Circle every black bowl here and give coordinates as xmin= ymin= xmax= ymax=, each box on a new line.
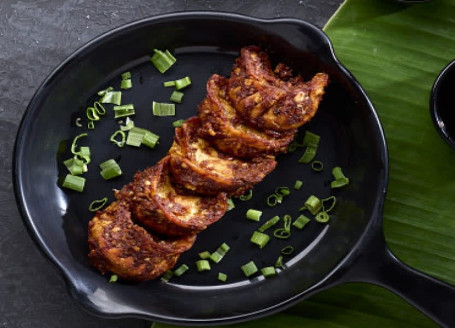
xmin=430 ymin=59 xmax=455 ymax=149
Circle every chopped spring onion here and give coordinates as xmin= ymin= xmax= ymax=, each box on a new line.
xmin=100 ymin=90 xmax=122 ymax=105
xmin=298 ymin=144 xmax=318 ymax=163
xmin=164 ymin=80 xmax=176 ymax=87
xmin=113 ymin=104 xmax=135 ymax=118
xmin=275 ymin=186 xmax=291 ymax=196
xmin=258 ymin=216 xmax=280 ymax=232
xmin=94 ymin=101 xmax=106 ymax=115
xmin=160 ymin=270 xmax=173 ymax=282
xmin=76 ymin=146 xmax=91 ymax=164
xmin=250 ymin=231 xmax=270 ymax=249
xmin=75 ymin=117 xmax=83 ymax=127
xmin=198 ymin=251 xmax=211 ymax=260
xmin=170 ymin=90 xmax=184 ymax=103
xmin=86 ymin=107 xmax=100 ymax=121
xmin=172 ymin=119 xmax=185 ymax=128
xmin=109 ymin=274 xmax=118 ymax=283
xmin=227 ymin=198 xmax=235 ymax=211
xmin=209 ymin=242 xmax=230 ymax=263
xmin=152 ymin=101 xmax=175 ymax=116
xmin=315 ymin=211 xmax=330 ymax=223
xmin=175 ymin=76 xmax=192 ymax=90
xmin=110 ymin=130 xmax=126 ymax=148
xmin=121 ymin=79 xmax=132 ymax=89
xmin=241 ymin=261 xmax=258 ymax=277
xmin=126 ymin=127 xmax=144 ymax=147
xmin=120 ymin=117 xmax=135 ymax=131
xmin=266 ymin=194 xmax=281 ymax=207
xmin=63 ymin=157 xmax=87 ymax=175
xmin=322 ymin=196 xmax=337 ymax=213
xmin=99 ymin=159 xmax=122 ymax=180
xmin=287 ymin=141 xmax=298 ymax=153
xmin=173 ymin=264 xmax=189 ymax=277
xmin=97 ymin=86 xmax=114 ymax=96
xmin=88 ymin=120 xmax=95 ymax=130
xmin=62 ymin=174 xmax=86 ymax=192
xmin=126 ymin=127 xmax=159 ymax=148
xmin=246 ymin=209 xmax=262 ymax=221
xmin=239 ymin=189 xmax=253 ymax=201
xmin=275 ymin=255 xmax=284 ymax=269
xmin=304 ymin=195 xmax=322 ymax=215
xmin=71 ymin=133 xmax=88 ymax=155
xmin=196 ymin=260 xmax=211 ymax=272
xmin=150 ymin=49 xmax=176 ymax=73
xmin=302 ymin=131 xmax=320 ymax=147
xmin=121 ymin=72 xmax=131 ymax=80
xmin=261 ymin=266 xmax=277 ymax=278
xmin=88 ymin=197 xmax=108 ymax=212
xmin=120 ymin=72 xmax=132 ymax=90
xmin=294 ymin=180 xmax=303 ymax=190
xmin=292 ymin=214 xmax=311 ymax=230
xmin=281 ymin=246 xmax=295 ymax=255
xmin=273 ymin=215 xmax=292 ymax=239
xmin=311 ymin=160 xmax=324 ymax=172
xmin=218 ymin=272 xmax=228 ymax=282
xmin=331 ymin=166 xmax=350 ymax=188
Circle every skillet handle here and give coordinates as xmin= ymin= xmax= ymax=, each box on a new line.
xmin=339 ymin=228 xmax=455 ymax=328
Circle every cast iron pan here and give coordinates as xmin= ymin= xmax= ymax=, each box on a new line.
xmin=13 ymin=12 xmax=455 ymax=327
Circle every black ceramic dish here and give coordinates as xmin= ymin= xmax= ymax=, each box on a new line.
xmin=430 ymin=59 xmax=455 ymax=149
xmin=14 ymin=12 xmax=455 ymax=327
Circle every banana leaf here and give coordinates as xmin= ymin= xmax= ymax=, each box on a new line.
xmin=154 ymin=1 xmax=455 ymax=327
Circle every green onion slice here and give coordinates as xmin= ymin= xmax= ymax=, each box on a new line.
xmin=331 ymin=166 xmax=350 ymax=188
xmin=294 ymin=180 xmax=303 ymax=190
xmin=97 ymin=86 xmax=114 ymax=96
xmin=273 ymin=228 xmax=291 ymax=239
xmin=311 ymin=160 xmax=324 ymax=172
xmin=126 ymin=127 xmax=145 ymax=147
xmin=315 ymin=211 xmax=330 ymax=223
xmin=198 ymin=251 xmax=211 ymax=260
xmin=94 ymin=101 xmax=106 ymax=115
xmin=100 ymin=90 xmax=122 ymax=105
xmin=63 ymin=157 xmax=87 ymax=175
xmin=239 ymin=189 xmax=253 ymax=201
xmin=152 ymin=101 xmax=175 ymax=116
xmin=110 ymin=130 xmax=126 ymax=148
xmin=173 ymin=264 xmax=189 ymax=277
xmin=287 ymin=141 xmax=298 ymax=153
xmin=99 ymin=159 xmax=122 ymax=180
xmin=62 ymin=174 xmax=86 ymax=192
xmin=88 ymin=197 xmax=108 ymax=212
xmin=304 ymin=195 xmax=322 ymax=215
xmin=258 ymin=216 xmax=280 ymax=232
xmin=150 ymin=49 xmax=176 ymax=73
xmin=281 ymin=246 xmax=295 ymax=255
xmin=275 ymin=186 xmax=291 ymax=196
xmin=87 ymin=120 xmax=95 ymax=130
xmin=175 ymin=76 xmax=192 ymax=90
xmin=109 ymin=274 xmax=118 ymax=283
xmin=170 ymin=90 xmax=184 ymax=103
xmin=121 ymin=72 xmax=131 ymax=80
xmin=298 ymin=144 xmax=317 ymax=164
xmin=209 ymin=242 xmax=230 ymax=263
xmin=241 ymin=261 xmax=258 ymax=277
xmin=246 ymin=209 xmax=262 ymax=221
xmin=120 ymin=79 xmax=132 ymax=90
xmin=172 ymin=119 xmax=185 ymax=128
xmin=227 ymin=198 xmax=235 ymax=211
xmin=302 ymin=131 xmax=320 ymax=147
xmin=292 ymin=214 xmax=311 ymax=230
xmin=275 ymin=255 xmax=284 ymax=269
xmin=266 ymin=194 xmax=281 ymax=207
xmin=113 ymin=104 xmax=135 ymax=118
xmin=196 ymin=260 xmax=211 ymax=272
xmin=71 ymin=133 xmax=88 ymax=155
xmin=164 ymin=80 xmax=176 ymax=87
xmin=75 ymin=117 xmax=83 ymax=127
xmin=218 ymin=272 xmax=228 ymax=282
xmin=160 ymin=270 xmax=173 ymax=282
xmin=250 ymin=231 xmax=270 ymax=249
xmin=283 ymin=214 xmax=292 ymax=232
xmin=261 ymin=266 xmax=277 ymax=278
xmin=120 ymin=117 xmax=135 ymax=131
xmin=322 ymin=196 xmax=337 ymax=213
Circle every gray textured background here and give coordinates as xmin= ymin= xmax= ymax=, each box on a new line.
xmin=0 ymin=1 xmax=342 ymax=327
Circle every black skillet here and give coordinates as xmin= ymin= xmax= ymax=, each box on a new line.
xmin=13 ymin=12 xmax=455 ymax=327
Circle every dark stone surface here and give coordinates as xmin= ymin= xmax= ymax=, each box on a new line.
xmin=1 ymin=1 xmax=342 ymax=326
